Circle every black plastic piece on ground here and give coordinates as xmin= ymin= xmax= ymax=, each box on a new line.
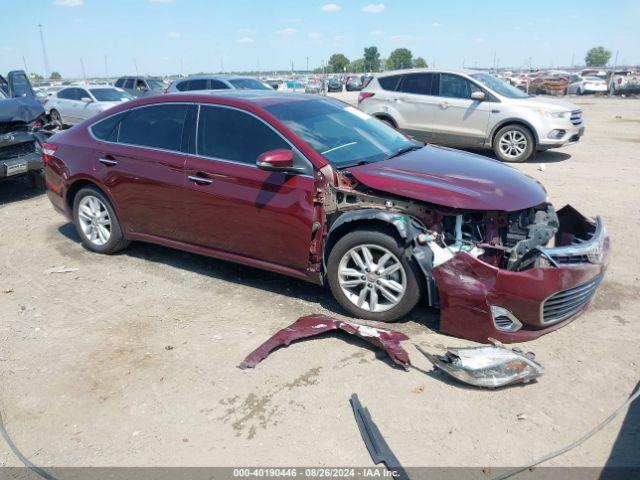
xmin=349 ymin=393 xmax=409 ymax=480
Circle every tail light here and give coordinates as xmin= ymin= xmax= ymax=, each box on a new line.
xmin=358 ymin=91 xmax=375 ymax=104
xmin=163 ymin=81 xmax=173 ymax=94
xmin=42 ymin=142 xmax=58 ymax=165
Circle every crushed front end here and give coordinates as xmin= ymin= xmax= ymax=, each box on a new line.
xmin=429 ymin=204 xmax=610 ymax=343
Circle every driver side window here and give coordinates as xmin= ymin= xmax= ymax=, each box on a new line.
xmin=439 ymin=73 xmax=481 ymax=99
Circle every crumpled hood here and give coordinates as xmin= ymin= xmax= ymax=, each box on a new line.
xmin=0 ymin=97 xmax=45 ymax=123
xmin=348 ymin=145 xmax=547 ymax=211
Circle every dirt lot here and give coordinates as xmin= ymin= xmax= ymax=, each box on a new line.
xmin=1 ymin=94 xmax=639 ymax=471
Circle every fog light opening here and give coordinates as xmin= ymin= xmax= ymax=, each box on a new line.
xmin=548 ymin=129 xmax=566 ymax=139
xmin=491 ymin=306 xmax=523 ymax=332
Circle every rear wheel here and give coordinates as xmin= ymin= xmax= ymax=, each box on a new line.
xmin=72 ymin=186 xmax=129 ymax=254
xmin=327 ymin=229 xmax=421 ymax=322
xmin=377 ymin=116 xmax=396 ymax=129
xmin=493 ymin=124 xmax=535 ymax=163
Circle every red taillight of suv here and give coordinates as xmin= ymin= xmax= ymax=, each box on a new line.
xmin=358 ymin=91 xmax=375 ymax=104
xmin=42 ymin=143 xmax=58 ymax=165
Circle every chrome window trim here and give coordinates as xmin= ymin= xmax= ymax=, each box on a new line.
xmin=86 ymin=100 xmax=315 ymax=177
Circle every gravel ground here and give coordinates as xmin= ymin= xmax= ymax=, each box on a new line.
xmin=1 ymin=94 xmax=639 ymax=471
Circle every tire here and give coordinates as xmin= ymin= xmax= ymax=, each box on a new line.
xmin=493 ymin=124 xmax=535 ymax=163
xmin=72 ymin=186 xmax=130 ymax=254
xmin=377 ymin=116 xmax=396 ymax=129
xmin=50 ymin=109 xmax=63 ymax=129
xmin=326 ymin=229 xmax=422 ymax=322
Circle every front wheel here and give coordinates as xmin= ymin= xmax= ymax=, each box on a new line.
xmin=493 ymin=125 xmax=535 ymax=163
xmin=49 ymin=109 xmax=63 ymax=129
xmin=72 ymin=186 xmax=130 ymax=254
xmin=327 ymin=229 xmax=422 ymax=322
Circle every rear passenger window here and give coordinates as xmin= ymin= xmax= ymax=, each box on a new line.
xmin=90 ymin=112 xmax=126 ymax=142
xmin=188 ymin=79 xmax=207 ymax=90
xmin=209 ymin=80 xmax=229 ymax=90
xmin=118 ymin=104 xmax=190 ymax=151
xmin=399 ymin=73 xmax=436 ymax=95
xmin=175 ymin=81 xmax=188 ymax=92
xmin=197 ymin=105 xmax=288 ymax=164
xmin=124 ymin=79 xmax=134 ymax=89
xmin=378 ymin=75 xmax=402 ymax=91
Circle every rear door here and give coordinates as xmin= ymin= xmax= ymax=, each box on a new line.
xmin=90 ymin=103 xmax=194 ymax=240
xmin=54 ymin=88 xmax=81 ymax=124
xmin=393 ymin=72 xmax=439 ymax=141
xmin=183 ymin=104 xmax=316 ymax=270
xmin=432 ymin=73 xmax=493 ymax=146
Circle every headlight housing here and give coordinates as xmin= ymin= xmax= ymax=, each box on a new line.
xmin=533 ymin=108 xmax=570 ymax=119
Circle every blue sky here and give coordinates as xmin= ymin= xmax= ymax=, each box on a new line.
xmin=1 ymin=0 xmax=639 ymax=78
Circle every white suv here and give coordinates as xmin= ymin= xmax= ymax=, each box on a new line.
xmin=358 ymin=69 xmax=585 ymax=162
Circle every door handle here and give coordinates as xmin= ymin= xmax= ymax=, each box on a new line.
xmin=98 ymin=157 xmax=118 ymax=166
xmin=439 ymin=102 xmax=449 ymax=109
xmin=188 ymin=175 xmax=213 ymax=185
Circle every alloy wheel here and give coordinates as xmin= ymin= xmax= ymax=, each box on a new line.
xmin=338 ymin=244 xmax=407 ymax=313
xmin=78 ymin=195 xmax=111 ymax=246
xmin=498 ymin=130 xmax=528 ymax=159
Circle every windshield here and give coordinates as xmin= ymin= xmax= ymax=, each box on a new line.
xmin=471 ymin=72 xmax=530 ymax=98
xmin=264 ymin=98 xmax=415 ymax=169
xmin=229 ymin=78 xmax=271 ymax=90
xmin=145 ymin=79 xmax=166 ymax=90
xmin=90 ymin=88 xmax=132 ymax=102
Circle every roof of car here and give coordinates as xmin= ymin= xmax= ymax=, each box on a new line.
xmin=175 ymin=74 xmax=259 ymax=82
xmin=376 ymin=67 xmax=479 ymax=77
xmin=163 ymin=89 xmax=334 ymax=108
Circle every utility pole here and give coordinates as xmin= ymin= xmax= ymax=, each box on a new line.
xmin=134 ymin=59 xmax=139 ymax=76
xmin=22 ymin=56 xmax=29 ymax=77
xmin=570 ymin=52 xmax=575 ymax=68
xmin=613 ymin=50 xmax=619 ymax=68
xmin=104 ymin=55 xmax=109 ymax=78
xmin=37 ymin=24 xmax=50 ymax=79
xmin=80 ymin=58 xmax=87 ymax=83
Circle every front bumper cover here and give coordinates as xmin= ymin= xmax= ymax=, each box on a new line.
xmin=431 ymin=207 xmax=610 ymax=343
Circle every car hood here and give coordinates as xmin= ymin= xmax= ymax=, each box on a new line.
xmin=0 ymin=97 xmax=45 ymax=123
xmin=347 ymin=145 xmax=547 ymax=211
xmin=510 ymin=96 xmax=579 ymax=111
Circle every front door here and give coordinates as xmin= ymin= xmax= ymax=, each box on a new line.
xmin=431 ymin=73 xmax=493 ymax=147
xmin=183 ymin=104 xmax=316 ymax=270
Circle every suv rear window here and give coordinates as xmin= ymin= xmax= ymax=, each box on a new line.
xmin=378 ymin=75 xmax=402 ymax=91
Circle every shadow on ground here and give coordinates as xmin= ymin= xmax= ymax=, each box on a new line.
xmin=465 ymin=148 xmax=572 ymax=164
xmin=57 ymin=223 xmax=439 ymax=331
xmin=0 ymin=178 xmax=44 ymax=205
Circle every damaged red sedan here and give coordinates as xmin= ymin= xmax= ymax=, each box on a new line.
xmin=43 ymin=92 xmax=610 ymax=343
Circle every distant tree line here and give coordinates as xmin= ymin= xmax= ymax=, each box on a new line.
xmin=321 ymin=46 xmax=428 ymax=74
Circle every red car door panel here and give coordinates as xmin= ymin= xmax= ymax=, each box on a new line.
xmin=184 ymin=156 xmax=315 ymax=270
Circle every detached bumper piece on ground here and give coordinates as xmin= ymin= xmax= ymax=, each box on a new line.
xmin=416 ymin=340 xmax=544 ymax=388
xmin=239 ymin=314 xmax=411 ymax=370
xmin=350 ymin=394 xmax=409 ymax=480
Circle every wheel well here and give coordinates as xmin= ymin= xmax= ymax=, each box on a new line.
xmin=491 ymin=121 xmax=538 ymax=147
xmin=66 ymin=180 xmax=100 ymax=210
xmin=373 ymin=114 xmax=397 ymax=128
xmin=324 ymin=218 xmax=403 ymax=261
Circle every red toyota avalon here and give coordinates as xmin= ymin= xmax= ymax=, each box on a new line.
xmin=43 ymin=91 xmax=610 ymax=343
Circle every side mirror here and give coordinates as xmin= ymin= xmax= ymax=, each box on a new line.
xmin=471 ymin=91 xmax=486 ymax=101
xmin=256 ymin=149 xmax=303 ymax=173
xmin=81 ymin=97 xmax=93 ymax=103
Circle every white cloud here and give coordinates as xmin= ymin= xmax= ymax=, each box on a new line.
xmin=369 ymin=30 xmax=385 ymax=36
xmin=431 ymin=22 xmax=442 ymax=28
xmin=237 ymin=37 xmax=254 ymax=44
xmin=321 ymin=3 xmax=341 ymax=13
xmin=475 ymin=37 xmax=485 ymax=43
xmin=237 ymin=28 xmax=255 ymax=34
xmin=276 ymin=27 xmax=297 ymax=35
xmin=362 ymin=3 xmax=385 ymax=13
xmin=308 ymin=32 xmax=322 ymax=38
xmin=53 ymin=0 xmax=84 ymax=6
xmin=167 ymin=31 xmax=181 ymax=38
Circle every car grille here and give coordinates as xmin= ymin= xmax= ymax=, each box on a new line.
xmin=0 ymin=141 xmax=36 ymax=161
xmin=542 ymin=274 xmax=603 ymax=324
xmin=570 ymin=110 xmax=583 ymax=126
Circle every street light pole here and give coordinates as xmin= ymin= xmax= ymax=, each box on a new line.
xmin=37 ymin=24 xmax=50 ymax=79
